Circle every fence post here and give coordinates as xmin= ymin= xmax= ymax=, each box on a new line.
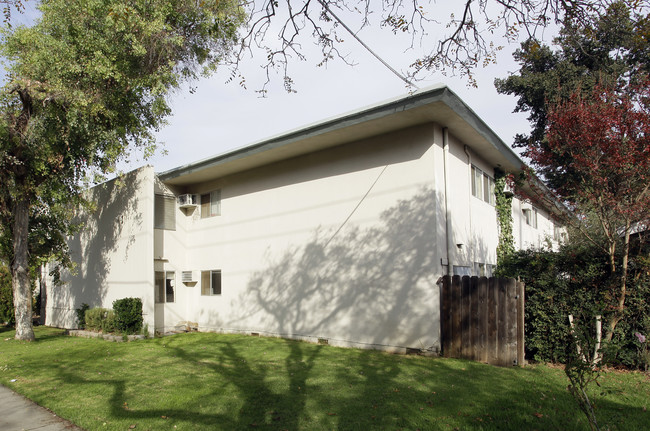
xmin=451 ymin=275 xmax=462 ymax=358
xmin=441 ymin=275 xmax=452 ymax=357
xmin=516 ymin=280 xmax=525 ymax=367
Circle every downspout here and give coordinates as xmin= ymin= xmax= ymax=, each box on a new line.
xmin=442 ymin=127 xmax=453 ymax=276
xmin=463 ymin=145 xmax=474 ymax=273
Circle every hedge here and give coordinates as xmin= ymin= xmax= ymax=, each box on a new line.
xmin=496 ymin=243 xmax=650 ymax=368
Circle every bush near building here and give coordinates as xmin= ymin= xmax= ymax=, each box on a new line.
xmin=497 ymin=243 xmax=650 ymax=369
xmin=112 ymin=297 xmax=143 ymax=334
xmin=0 ymin=264 xmax=13 ymax=325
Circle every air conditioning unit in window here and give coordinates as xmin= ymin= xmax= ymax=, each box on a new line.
xmin=177 ymin=194 xmax=198 ymax=209
xmin=182 ymin=271 xmax=199 ymax=283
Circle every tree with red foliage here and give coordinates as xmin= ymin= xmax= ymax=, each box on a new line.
xmin=525 ymin=81 xmax=650 ymax=342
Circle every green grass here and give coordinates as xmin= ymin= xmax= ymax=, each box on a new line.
xmin=0 ymin=326 xmax=648 ymax=431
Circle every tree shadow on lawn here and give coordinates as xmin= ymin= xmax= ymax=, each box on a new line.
xmin=162 ymin=335 xmax=325 ymax=430
xmin=13 ymin=331 xmax=648 ymax=431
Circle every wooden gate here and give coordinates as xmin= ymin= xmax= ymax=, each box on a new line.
xmin=440 ymin=275 xmax=525 ymax=367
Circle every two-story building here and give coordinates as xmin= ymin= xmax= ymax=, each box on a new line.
xmin=45 ymin=84 xmax=560 ymax=354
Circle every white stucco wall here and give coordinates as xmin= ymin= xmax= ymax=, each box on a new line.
xmin=150 ymin=122 xmax=559 ymax=352
xmin=169 ymin=124 xmax=443 ymax=352
xmin=45 ymin=166 xmax=155 ymax=331
xmin=43 ymin=115 xmax=560 ymax=353
xmin=513 ymin=199 xmax=558 ymax=250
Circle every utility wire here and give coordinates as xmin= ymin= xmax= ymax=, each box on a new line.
xmin=316 ymin=0 xmax=418 ymax=89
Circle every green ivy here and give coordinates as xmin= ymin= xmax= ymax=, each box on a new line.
xmin=494 ymin=169 xmax=515 ymax=268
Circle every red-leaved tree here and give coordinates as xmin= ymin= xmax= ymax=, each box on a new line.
xmin=525 ymin=81 xmax=650 ymax=342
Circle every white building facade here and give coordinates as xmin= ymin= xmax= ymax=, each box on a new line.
xmin=45 ymin=85 xmax=560 ymax=354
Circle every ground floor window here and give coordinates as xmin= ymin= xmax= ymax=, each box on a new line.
xmin=201 ymin=270 xmax=221 ymax=296
xmin=474 ymin=262 xmax=494 ymax=277
xmin=155 ymin=271 xmax=175 ymax=303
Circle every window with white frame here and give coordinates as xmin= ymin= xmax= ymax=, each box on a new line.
xmin=453 ymin=265 xmax=472 ymax=276
xmin=523 ymin=207 xmax=538 ymax=228
xmin=155 ymin=271 xmax=175 ymax=303
xmin=471 ymin=166 xmax=495 ymax=205
xmin=474 ymin=262 xmax=494 ymax=277
xmin=200 ymin=190 xmax=221 ymax=219
xmin=201 ymin=270 xmax=222 ymax=296
xmin=154 ymin=194 xmax=176 ymax=230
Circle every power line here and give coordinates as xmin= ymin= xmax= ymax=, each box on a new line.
xmin=316 ymin=0 xmax=418 ymax=89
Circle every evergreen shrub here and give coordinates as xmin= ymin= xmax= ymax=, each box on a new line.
xmin=75 ymin=303 xmax=89 ymax=329
xmin=0 ymin=265 xmax=14 ymax=325
xmin=497 ymin=243 xmax=650 ymax=368
xmin=112 ymin=297 xmax=143 ymax=334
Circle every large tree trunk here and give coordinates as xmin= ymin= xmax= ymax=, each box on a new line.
xmin=12 ymin=194 xmax=35 ymax=341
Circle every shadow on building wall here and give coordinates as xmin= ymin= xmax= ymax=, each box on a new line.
xmin=49 ymin=171 xmax=144 ymax=325
xmin=229 ymin=187 xmax=446 ymax=351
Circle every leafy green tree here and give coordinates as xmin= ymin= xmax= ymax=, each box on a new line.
xmin=495 ymin=1 xmax=650 ymax=340
xmin=0 ymin=0 xmax=242 ymax=340
xmin=495 ymin=1 xmax=650 ymax=149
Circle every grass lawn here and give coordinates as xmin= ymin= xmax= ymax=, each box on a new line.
xmin=0 ymin=326 xmax=648 ymax=430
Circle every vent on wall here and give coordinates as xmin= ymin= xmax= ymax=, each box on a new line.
xmin=182 ymin=271 xmax=199 ymax=283
xmin=178 ymin=194 xmax=199 ymax=208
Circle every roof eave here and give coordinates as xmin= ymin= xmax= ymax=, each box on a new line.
xmin=158 ymin=85 xmax=526 ymax=187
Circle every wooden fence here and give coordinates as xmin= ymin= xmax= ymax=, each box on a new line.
xmin=440 ymin=275 xmax=525 ymax=367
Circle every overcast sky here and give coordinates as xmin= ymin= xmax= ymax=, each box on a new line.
xmin=7 ymin=2 xmax=561 ymax=176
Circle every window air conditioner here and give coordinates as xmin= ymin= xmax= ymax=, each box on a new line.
xmin=182 ymin=271 xmax=199 ymax=283
xmin=177 ymin=194 xmax=198 ymax=208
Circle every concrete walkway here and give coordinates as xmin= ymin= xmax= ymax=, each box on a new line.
xmin=0 ymin=385 xmax=84 ymax=431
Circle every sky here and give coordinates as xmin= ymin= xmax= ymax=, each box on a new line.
xmin=6 ymin=2 xmax=561 ymax=176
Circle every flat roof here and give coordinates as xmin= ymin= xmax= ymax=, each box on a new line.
xmin=158 ymin=84 xmax=525 ymax=187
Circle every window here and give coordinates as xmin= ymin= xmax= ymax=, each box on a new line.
xmin=201 ymin=190 xmax=221 ymax=218
xmin=474 ymin=263 xmax=494 ymax=277
xmin=523 ymin=207 xmax=538 ymax=228
xmin=471 ymin=166 xmax=495 ymax=205
xmin=155 ymin=271 xmax=175 ymax=303
xmin=154 ymin=194 xmax=176 ymax=230
xmin=554 ymin=224 xmax=564 ymax=241
xmin=201 ymin=270 xmax=221 ymax=295
xmin=471 ymin=166 xmax=481 ymax=198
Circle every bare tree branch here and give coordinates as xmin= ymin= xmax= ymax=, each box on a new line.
xmin=228 ymin=1 xmax=649 ymax=91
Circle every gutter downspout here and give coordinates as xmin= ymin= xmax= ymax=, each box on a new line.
xmin=464 ymin=145 xmax=473 ymax=273
xmin=443 ymin=127 xmax=453 ymax=276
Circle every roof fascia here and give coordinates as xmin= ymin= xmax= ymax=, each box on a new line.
xmin=157 ymin=85 xmax=526 ymax=185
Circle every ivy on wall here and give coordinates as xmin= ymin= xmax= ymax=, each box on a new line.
xmin=495 ymin=169 xmax=515 ymax=267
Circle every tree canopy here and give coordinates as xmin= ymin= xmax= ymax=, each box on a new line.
xmin=232 ymin=0 xmax=643 ymax=90
xmin=496 ymin=1 xmax=650 ymax=344
xmin=0 ymin=0 xmax=243 ymax=339
xmin=495 ymin=1 xmax=650 ymax=148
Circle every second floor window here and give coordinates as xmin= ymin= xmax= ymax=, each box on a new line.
xmin=471 ymin=166 xmax=495 ymax=205
xmin=523 ymin=207 xmax=538 ymax=228
xmin=201 ymin=190 xmax=221 ymax=218
xmin=154 ymin=194 xmax=176 ymax=230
